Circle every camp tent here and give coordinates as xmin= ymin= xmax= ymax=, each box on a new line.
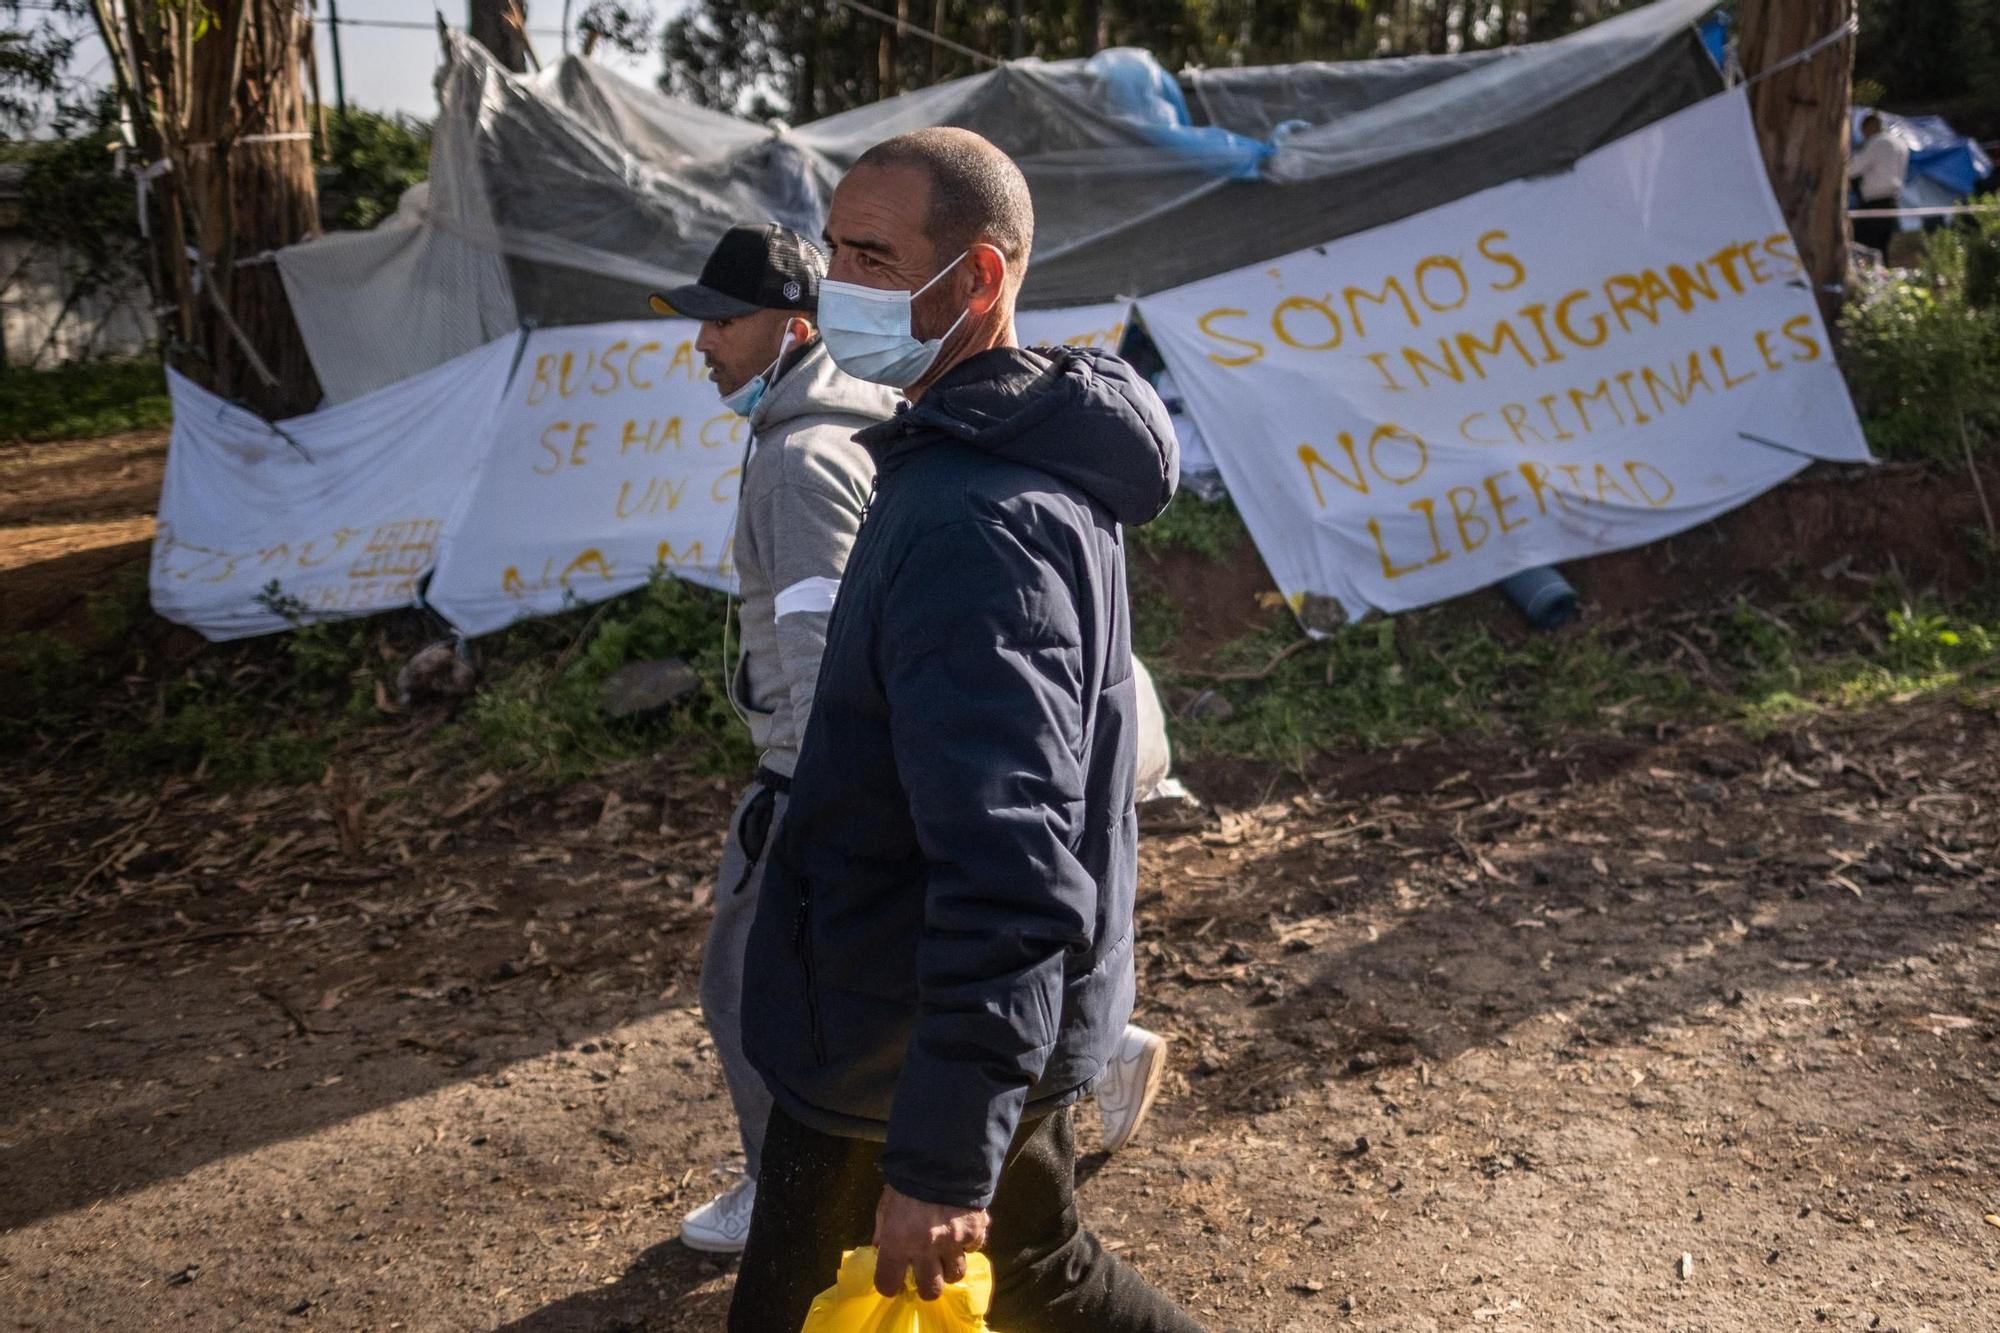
xmin=276 ymin=0 xmax=1724 ymax=403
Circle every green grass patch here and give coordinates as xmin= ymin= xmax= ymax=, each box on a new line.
xmin=8 ymin=568 xmax=751 ymax=789
xmin=104 ymin=680 xmax=336 ymax=787
xmin=1160 ymin=590 xmax=2000 ymax=768
xmin=0 ymin=359 xmax=171 ymax=445
xmin=0 ymin=565 xmax=152 ymax=746
xmin=461 ymin=574 xmax=751 ymax=782
xmin=1129 ymin=492 xmax=1250 ymax=561
xmin=11 ymin=551 xmax=1998 ymax=798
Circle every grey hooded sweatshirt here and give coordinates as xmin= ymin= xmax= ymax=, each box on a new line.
xmin=729 ymin=337 xmax=900 ymax=777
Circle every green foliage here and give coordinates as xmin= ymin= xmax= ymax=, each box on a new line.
xmin=0 ymin=629 xmax=86 ymax=744
xmin=6 ymin=572 xmax=371 ymax=785
xmin=9 ymin=560 xmax=751 ymax=790
xmin=0 ymin=90 xmax=146 ymax=371
xmin=0 ymin=1 xmax=85 ymax=132
xmin=1130 ymin=573 xmax=1182 ymax=663
xmin=317 ymin=109 xmax=431 ymax=231
xmin=0 ymin=565 xmax=147 ymax=745
xmin=1130 ymin=493 xmax=1250 ymax=562
xmin=105 ymin=676 xmax=334 ymax=787
xmin=1171 ymin=607 xmax=1689 ymax=766
xmin=1857 ymin=0 xmax=2000 ymax=111
xmin=577 ymin=2 xmax=656 ymax=57
xmin=1839 ymin=222 xmax=2000 ymax=461
xmin=1885 ymin=602 xmax=1999 ymax=667
xmin=16 ymin=91 xmax=139 ymax=295
xmin=1734 ymin=599 xmax=2000 ymax=733
xmin=1166 ymin=590 xmax=2000 ymax=766
xmin=14 ymin=537 xmax=2000 ymax=799
xmin=464 ymin=572 xmax=750 ymax=781
xmin=0 ymin=358 xmax=170 ymax=443
xmin=1965 ymin=224 xmax=2000 ymax=311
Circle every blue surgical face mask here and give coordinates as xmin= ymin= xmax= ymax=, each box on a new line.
xmin=719 ymin=330 xmax=793 ymax=418
xmin=817 ymin=251 xmax=974 ymax=389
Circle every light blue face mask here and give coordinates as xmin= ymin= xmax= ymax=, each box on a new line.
xmin=719 ymin=333 xmax=790 ymax=418
xmin=817 ymin=251 xmax=972 ymax=389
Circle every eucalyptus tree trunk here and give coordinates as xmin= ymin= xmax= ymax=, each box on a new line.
xmin=470 ymin=0 xmax=531 ymax=72
xmin=91 ymin=0 xmax=323 ymax=416
xmin=1740 ymin=0 xmax=1857 ymax=324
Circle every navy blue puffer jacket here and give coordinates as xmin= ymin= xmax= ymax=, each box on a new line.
xmin=742 ymin=343 xmax=1179 ymax=1209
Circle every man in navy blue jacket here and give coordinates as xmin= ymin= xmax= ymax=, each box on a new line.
xmin=731 ymin=128 xmax=1203 ymax=1332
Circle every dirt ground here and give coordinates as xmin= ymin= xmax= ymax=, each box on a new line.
xmin=2 ymin=691 xmax=1996 ymax=1333
xmin=2 ymin=442 xmax=1998 ymax=1332
xmin=0 ymin=431 xmax=164 ymax=637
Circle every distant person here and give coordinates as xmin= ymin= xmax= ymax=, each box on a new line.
xmin=731 ymin=128 xmax=1203 ymax=1332
xmin=649 ymin=222 xmax=896 ymax=1254
xmin=1849 ymin=113 xmax=1910 ymax=257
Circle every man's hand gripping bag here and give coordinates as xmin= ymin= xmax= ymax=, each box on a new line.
xmin=799 ymin=1246 xmax=998 ymax=1333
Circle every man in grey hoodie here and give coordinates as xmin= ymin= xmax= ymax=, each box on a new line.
xmin=650 ymin=223 xmax=898 ymax=1253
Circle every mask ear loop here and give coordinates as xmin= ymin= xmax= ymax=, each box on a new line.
xmin=911 ymin=249 xmax=969 ymax=298
xmin=753 ymin=327 xmax=795 ymax=392
xmin=913 ymin=249 xmax=994 ymax=380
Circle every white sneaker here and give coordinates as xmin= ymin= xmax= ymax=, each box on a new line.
xmin=1098 ymin=1024 xmax=1169 ymax=1152
xmin=679 ymin=1176 xmax=757 ymax=1254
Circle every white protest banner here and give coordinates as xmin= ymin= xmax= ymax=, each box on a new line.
xmin=427 ymin=319 xmax=743 ymax=635
xmin=151 ymin=337 xmax=515 ymax=641
xmin=1138 ymin=90 xmax=1872 ymax=626
xmin=1015 ymin=302 xmax=1131 ymax=351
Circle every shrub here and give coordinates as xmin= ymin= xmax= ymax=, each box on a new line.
xmin=0 ymin=358 xmax=170 ymax=444
xmin=465 ymin=572 xmax=750 ymax=780
xmin=1840 ymin=221 xmax=2000 ymax=461
xmin=317 ymin=109 xmax=431 ymax=231
xmin=1129 ymin=493 xmax=1250 ymax=561
xmin=0 ymin=631 xmax=88 ymax=744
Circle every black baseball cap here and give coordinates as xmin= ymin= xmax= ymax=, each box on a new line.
xmin=649 ymin=222 xmax=824 ymax=321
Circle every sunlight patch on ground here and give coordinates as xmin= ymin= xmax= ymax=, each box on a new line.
xmin=0 ymin=516 xmax=155 ymax=573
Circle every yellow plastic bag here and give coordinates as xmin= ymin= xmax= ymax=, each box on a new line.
xmin=799 ymin=1246 xmax=1001 ymax=1333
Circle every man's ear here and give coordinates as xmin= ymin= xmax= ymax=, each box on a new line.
xmin=964 ymin=243 xmax=1008 ymax=316
xmin=788 ymin=315 xmax=815 ymax=344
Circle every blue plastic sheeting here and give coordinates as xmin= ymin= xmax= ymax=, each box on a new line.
xmin=1852 ymin=106 xmax=1994 ymax=200
xmin=1698 ymin=12 xmax=1729 ymax=69
xmin=1082 ymin=48 xmax=1276 ymax=181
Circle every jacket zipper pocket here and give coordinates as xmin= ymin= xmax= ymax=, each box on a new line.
xmin=793 ymin=877 xmax=828 ymax=1064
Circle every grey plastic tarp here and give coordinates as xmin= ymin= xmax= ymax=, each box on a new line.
xmin=277 ymin=0 xmax=1722 ymax=402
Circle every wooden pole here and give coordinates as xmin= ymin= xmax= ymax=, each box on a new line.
xmin=1739 ymin=0 xmax=1857 ymax=325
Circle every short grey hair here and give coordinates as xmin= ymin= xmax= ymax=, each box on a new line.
xmin=851 ymin=127 xmax=1035 ymax=271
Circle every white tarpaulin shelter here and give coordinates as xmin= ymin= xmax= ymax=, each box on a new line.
xmin=426 ymin=318 xmax=741 ymax=635
xmin=1139 ymin=91 xmax=1870 ymax=627
xmin=152 ymin=338 xmax=513 ymax=639
xmin=152 ymin=0 xmax=1876 ymax=643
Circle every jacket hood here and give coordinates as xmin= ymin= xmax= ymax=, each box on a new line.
xmin=858 ymin=346 xmax=1179 ymax=526
xmin=750 ymin=336 xmax=902 ymax=434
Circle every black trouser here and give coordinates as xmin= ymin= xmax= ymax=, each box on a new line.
xmin=728 ymin=1104 xmax=1206 ymax=1333
xmin=1856 ymin=198 xmax=1899 ymax=257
